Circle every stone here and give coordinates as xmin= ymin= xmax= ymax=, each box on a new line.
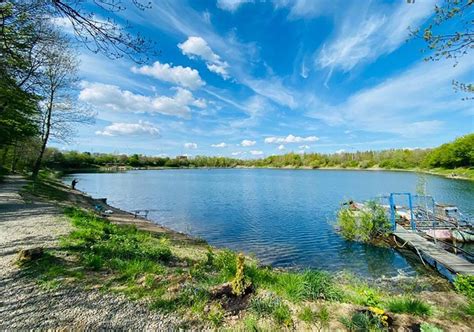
xmin=17 ymin=247 xmax=44 ymax=263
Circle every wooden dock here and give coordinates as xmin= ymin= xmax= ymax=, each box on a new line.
xmin=393 ymin=225 xmax=474 ymax=281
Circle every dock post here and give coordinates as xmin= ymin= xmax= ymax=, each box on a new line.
xmin=389 ymin=193 xmax=396 ymax=231
xmin=408 ymin=194 xmax=415 ymax=231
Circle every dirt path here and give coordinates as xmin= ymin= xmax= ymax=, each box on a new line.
xmin=0 ymin=176 xmax=172 ymax=330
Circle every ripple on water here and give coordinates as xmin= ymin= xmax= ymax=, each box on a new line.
xmin=64 ymin=169 xmax=474 ymax=278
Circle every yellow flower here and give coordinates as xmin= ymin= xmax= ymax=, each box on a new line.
xmin=368 ymin=306 xmax=385 ymax=316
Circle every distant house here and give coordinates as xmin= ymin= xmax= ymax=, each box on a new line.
xmin=177 ymin=155 xmax=188 ymax=160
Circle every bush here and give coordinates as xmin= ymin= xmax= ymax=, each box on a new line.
xmin=387 ymin=298 xmax=432 ymax=316
xmin=337 ymin=201 xmax=391 ymax=242
xmin=454 ymin=274 xmax=474 ymax=300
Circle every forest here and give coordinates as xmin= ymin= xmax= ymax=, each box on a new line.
xmin=2 ymin=134 xmax=471 ymax=174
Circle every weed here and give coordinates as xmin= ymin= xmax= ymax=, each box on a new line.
xmin=387 ymin=297 xmax=432 ymax=316
xmin=420 ymin=322 xmax=443 ymax=332
xmin=207 ymin=303 xmax=225 ymax=327
xmin=272 ymin=302 xmax=292 ymax=327
xmin=298 ymin=306 xmax=315 ymax=323
xmin=454 ymin=274 xmax=474 ymax=300
xmin=231 ymin=253 xmax=251 ymax=296
xmin=340 ymin=311 xmax=386 ymax=331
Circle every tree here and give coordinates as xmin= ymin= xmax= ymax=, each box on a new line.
xmin=409 ymin=0 xmax=473 ymax=98
xmin=11 ymin=0 xmax=155 ymax=63
xmin=31 ymin=35 xmax=94 ymax=179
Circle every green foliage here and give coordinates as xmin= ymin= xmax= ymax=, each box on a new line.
xmin=425 ymin=134 xmax=474 ymax=169
xmin=250 ymin=296 xmax=292 ymax=326
xmin=271 ymin=270 xmax=341 ymax=302
xmin=231 ymin=253 xmax=251 ymax=296
xmin=337 ymin=201 xmax=391 ymax=243
xmin=340 ymin=311 xmax=386 ymax=332
xmin=63 ymin=208 xmax=171 ymax=278
xmin=206 ymin=303 xmax=225 ymax=327
xmin=454 ymin=274 xmax=474 ymax=300
xmin=298 ymin=305 xmax=330 ymax=328
xmin=420 ymin=322 xmax=444 ymax=332
xmin=387 ymin=297 xmax=432 ymax=316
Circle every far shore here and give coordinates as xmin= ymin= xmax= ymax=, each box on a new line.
xmin=58 ymin=165 xmax=473 ymax=181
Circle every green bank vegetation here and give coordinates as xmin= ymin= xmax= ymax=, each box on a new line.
xmin=337 ymin=201 xmax=392 ymax=243
xmin=16 ymin=177 xmax=474 ymax=330
xmin=1 ymin=134 xmax=473 ymax=179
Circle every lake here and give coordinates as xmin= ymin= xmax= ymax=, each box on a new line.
xmin=64 ymin=169 xmax=474 ymax=278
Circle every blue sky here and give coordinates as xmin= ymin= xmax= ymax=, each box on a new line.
xmin=53 ymin=0 xmax=474 ymax=158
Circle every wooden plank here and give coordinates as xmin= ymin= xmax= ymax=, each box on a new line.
xmin=393 ymin=225 xmax=474 ymax=278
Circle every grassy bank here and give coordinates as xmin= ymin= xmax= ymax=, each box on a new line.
xmin=18 ymin=177 xmax=474 ymax=330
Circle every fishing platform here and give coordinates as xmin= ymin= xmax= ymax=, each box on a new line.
xmin=387 ymin=192 xmax=474 ymax=281
xmin=357 ymin=192 xmax=474 ymax=281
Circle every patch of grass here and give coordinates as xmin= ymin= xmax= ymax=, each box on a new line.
xmin=387 ymin=297 xmax=432 ymax=316
xmin=269 ymin=270 xmax=341 ymax=302
xmin=298 ymin=306 xmax=315 ymax=323
xmin=250 ymin=296 xmax=292 ymax=327
xmin=340 ymin=311 xmax=386 ymax=332
xmin=19 ymin=251 xmax=84 ymax=289
xmin=420 ymin=322 xmax=444 ymax=332
xmin=206 ymin=303 xmax=225 ymax=327
xmin=24 ymin=178 xmax=69 ymax=202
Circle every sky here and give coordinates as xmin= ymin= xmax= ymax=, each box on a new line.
xmin=53 ymin=0 xmax=474 ymax=158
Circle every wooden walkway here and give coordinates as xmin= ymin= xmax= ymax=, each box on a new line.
xmin=393 ymin=225 xmax=474 ymax=281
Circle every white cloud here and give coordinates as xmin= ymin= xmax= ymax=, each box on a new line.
xmin=241 ymin=139 xmax=256 ymax=147
xmin=131 ymin=61 xmax=205 ymax=90
xmin=299 ymin=145 xmax=310 ymax=150
xmin=265 ymin=134 xmax=319 ymax=144
xmin=79 ymin=83 xmax=206 ymax=118
xmin=307 ymin=59 xmax=473 ymax=137
xmin=250 ymin=150 xmax=263 ymax=156
xmin=335 ymin=149 xmax=346 ymax=154
xmin=217 ymin=0 xmax=254 ymax=12
xmin=278 ymin=145 xmax=285 ymax=151
xmin=178 ymin=36 xmax=230 ymax=79
xmin=316 ymin=1 xmax=435 ymax=73
xmin=95 ymin=121 xmax=160 ymax=137
xmin=211 ymin=142 xmax=227 ymax=148
xmin=231 ymin=151 xmax=246 ymax=156
xmin=184 ymin=142 xmax=198 ymax=149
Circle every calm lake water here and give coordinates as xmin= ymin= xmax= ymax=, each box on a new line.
xmin=64 ymin=169 xmax=474 ymax=278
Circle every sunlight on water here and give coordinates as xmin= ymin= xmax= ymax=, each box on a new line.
xmin=65 ymin=169 xmax=474 ymax=278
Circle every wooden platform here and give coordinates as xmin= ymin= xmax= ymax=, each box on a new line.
xmin=393 ymin=225 xmax=474 ymax=281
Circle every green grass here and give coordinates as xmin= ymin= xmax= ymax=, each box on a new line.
xmin=387 ymin=297 xmax=432 ymax=316
xmin=250 ymin=296 xmax=292 ymax=326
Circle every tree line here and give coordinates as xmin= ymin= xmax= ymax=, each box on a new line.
xmin=2 ymin=134 xmax=470 ymax=173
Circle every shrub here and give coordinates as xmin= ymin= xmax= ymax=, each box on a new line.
xmin=387 ymin=298 xmax=432 ymax=316
xmin=337 ymin=201 xmax=391 ymax=242
xmin=231 ymin=253 xmax=251 ymax=296
xmin=454 ymin=274 xmax=474 ymax=300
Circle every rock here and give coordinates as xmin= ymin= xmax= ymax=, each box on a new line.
xmin=17 ymin=247 xmax=44 ymax=263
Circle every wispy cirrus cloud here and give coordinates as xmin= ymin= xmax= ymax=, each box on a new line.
xmin=131 ymin=61 xmax=205 ymax=89
xmin=307 ymin=59 xmax=473 ymax=137
xmin=315 ymin=1 xmax=435 ymax=74
xmin=95 ymin=121 xmax=160 ymax=137
xmin=217 ymin=0 xmax=254 ymax=12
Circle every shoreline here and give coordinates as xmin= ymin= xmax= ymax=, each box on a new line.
xmin=3 ymin=175 xmax=473 ymax=330
xmin=59 ymin=165 xmax=473 ymax=181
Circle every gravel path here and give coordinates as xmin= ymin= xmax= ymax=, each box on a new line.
xmin=0 ymin=176 xmax=174 ymax=330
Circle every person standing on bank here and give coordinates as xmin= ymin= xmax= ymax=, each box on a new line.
xmin=71 ymin=179 xmax=78 ymax=190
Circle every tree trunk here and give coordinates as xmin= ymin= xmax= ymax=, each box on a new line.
xmin=32 ymin=93 xmax=53 ymax=180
